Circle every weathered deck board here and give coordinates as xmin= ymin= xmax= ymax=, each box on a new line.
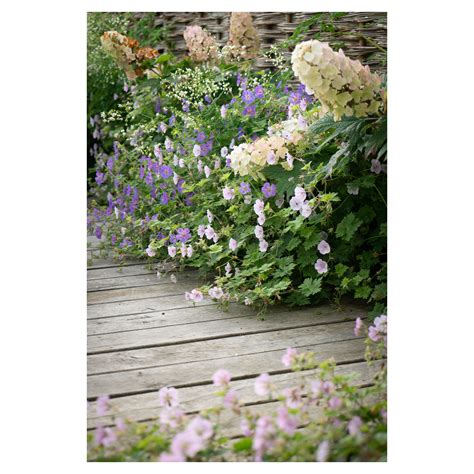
xmin=88 ymin=320 xmax=360 ymax=374
xmin=87 ymin=307 xmax=364 ymax=353
xmin=87 ymin=251 xmax=372 ymax=433
xmin=88 ymin=338 xmax=365 ymax=398
xmin=87 ymin=270 xmax=200 ymax=291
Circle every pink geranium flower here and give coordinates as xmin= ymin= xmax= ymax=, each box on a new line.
xmin=317 ymin=240 xmax=331 ymax=255
xmin=212 ymin=369 xmax=232 ymax=387
xmin=315 ymin=258 xmax=328 ymax=274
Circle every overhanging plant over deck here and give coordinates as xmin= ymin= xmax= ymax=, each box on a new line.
xmin=88 ymin=15 xmax=387 ymax=316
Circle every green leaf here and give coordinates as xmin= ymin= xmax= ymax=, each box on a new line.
xmin=298 ymin=277 xmax=322 ymax=297
xmin=336 ymin=213 xmax=363 ymax=241
xmin=233 ymin=437 xmax=253 ymax=453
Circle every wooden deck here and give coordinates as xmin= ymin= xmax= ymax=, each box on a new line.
xmin=87 ymin=236 xmax=375 ymax=436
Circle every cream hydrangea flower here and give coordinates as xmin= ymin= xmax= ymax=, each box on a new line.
xmin=183 ymin=25 xmax=219 ymax=63
xmin=291 ymin=40 xmax=384 ymax=121
xmin=224 ymin=12 xmax=260 ymax=62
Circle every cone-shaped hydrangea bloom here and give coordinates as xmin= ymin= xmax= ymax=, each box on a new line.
xmin=225 ymin=13 xmax=260 ymax=61
xmin=183 ymin=25 xmax=219 ymax=63
xmin=291 ymin=39 xmax=384 ymax=120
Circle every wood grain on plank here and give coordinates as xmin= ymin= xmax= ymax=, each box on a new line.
xmin=87 ymin=337 xmax=365 ymax=399
xmin=88 ymin=320 xmax=359 ymax=375
xmin=87 ymin=302 xmax=260 ymax=337
xmin=87 ymin=305 xmax=365 ymax=354
xmin=87 ymin=281 xmax=202 ymax=305
xmin=87 ymin=294 xmax=214 ymax=320
xmin=87 ymin=270 xmax=201 ymax=291
xmin=87 ymin=360 xmax=383 ymax=429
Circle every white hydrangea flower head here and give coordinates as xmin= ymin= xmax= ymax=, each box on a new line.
xmin=291 ymin=40 xmax=384 ymax=121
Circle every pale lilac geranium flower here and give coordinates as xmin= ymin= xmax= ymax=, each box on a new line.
xmin=286 ymin=153 xmax=294 ymax=168
xmin=186 ymin=289 xmax=203 ymax=303
xmin=209 ymin=286 xmax=224 ymax=299
xmin=254 ymin=225 xmax=264 ymax=239
xmin=154 ymin=144 xmax=163 ymax=159
xmin=371 ymin=159 xmax=382 ymax=174
xmin=316 ymin=440 xmax=331 ymax=462
xmin=146 ymin=246 xmax=156 ymax=257
xmin=300 ymin=203 xmax=312 ymax=218
xmin=186 ymin=246 xmax=193 ymax=258
xmin=197 ymin=224 xmax=206 ymax=238
xmin=267 ymin=151 xmax=277 ymax=165
xmin=347 ymin=416 xmax=363 ymax=436
xmin=193 ymin=144 xmax=201 ymax=157
xmin=257 ymin=214 xmax=266 ymax=225
xmin=354 ymin=317 xmax=363 ymax=336
xmin=207 ymin=209 xmax=214 ymax=223
xmin=328 ymin=396 xmax=342 ymax=409
xmin=254 ymin=373 xmax=271 ymax=396
xmin=225 ymin=262 xmax=232 ymax=276
xmin=368 ymin=314 xmax=387 ymax=343
xmin=281 ymin=347 xmax=298 ymax=367
xmin=253 ymin=199 xmax=265 ymax=215
xmin=223 ymin=186 xmax=235 ymax=200
xmin=168 ymin=246 xmax=177 ymax=258
xmin=229 ymin=238 xmax=238 ymax=251
xmin=294 ymin=186 xmax=307 ymax=202
xmin=289 ymin=196 xmax=303 ymax=211
xmin=187 ymin=416 xmax=213 ymax=440
xmin=170 ymin=431 xmax=203 ymax=458
xmin=276 ymin=406 xmax=299 ymax=435
xmin=283 ymin=387 xmax=303 ymax=409
xmin=178 ymin=158 xmax=185 ymax=168
xmin=212 ymin=369 xmax=232 ymax=387
xmin=241 ymin=419 xmax=253 ymax=436
xmin=315 ymin=259 xmax=328 ymax=274
xmin=317 ymin=240 xmax=331 ymax=255
xmin=223 ymin=389 xmax=239 ymax=409
xmin=204 ymin=165 xmax=211 ymax=178
xmin=165 ymin=137 xmax=173 ymax=152
xmin=96 ymin=395 xmax=109 ymax=416
xmin=158 ymin=387 xmax=179 ymax=407
xmin=204 ymin=225 xmax=216 ymax=240
xmin=160 ymin=406 xmax=185 ymax=428
xmin=221 ymin=146 xmax=229 ymax=157
xmin=259 ymin=239 xmax=268 ymax=252
xmin=159 ymin=452 xmax=185 ymax=462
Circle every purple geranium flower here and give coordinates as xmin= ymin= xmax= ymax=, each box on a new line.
xmin=160 ymin=191 xmax=169 ymax=205
xmin=176 ymin=227 xmax=191 ymax=243
xmin=242 ymin=89 xmax=255 ymax=104
xmin=95 ymin=171 xmax=105 ymax=185
xmin=239 ymin=182 xmax=251 ymax=195
xmin=196 ymin=131 xmax=206 ymax=143
xmin=159 ymin=165 xmax=173 ymax=179
xmin=261 ymin=182 xmax=277 ymax=198
xmin=254 ymin=85 xmax=264 ymax=99
xmin=95 ymin=226 xmax=102 ymax=240
xmin=243 ymin=105 xmax=256 ymax=117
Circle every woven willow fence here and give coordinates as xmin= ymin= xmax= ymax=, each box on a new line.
xmin=152 ymin=12 xmax=387 ymax=72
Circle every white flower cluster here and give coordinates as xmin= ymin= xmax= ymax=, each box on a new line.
xmin=291 ymin=40 xmax=384 ymax=120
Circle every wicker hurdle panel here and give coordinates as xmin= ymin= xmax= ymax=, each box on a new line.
xmin=150 ymin=12 xmax=387 ymax=72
